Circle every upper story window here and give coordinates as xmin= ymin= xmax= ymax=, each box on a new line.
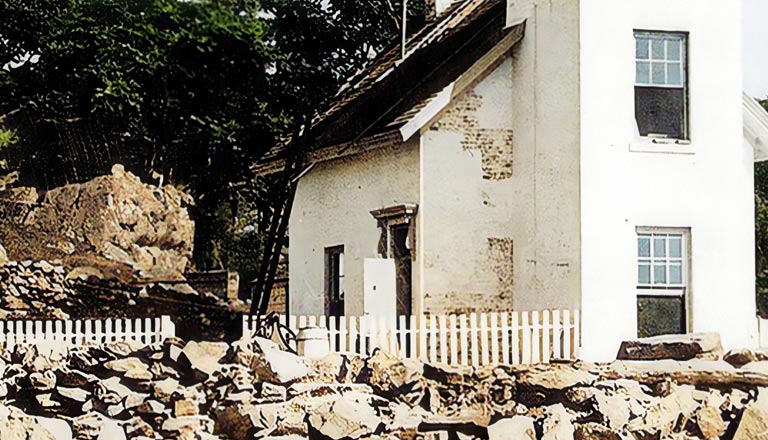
xmin=634 ymin=31 xmax=688 ymax=140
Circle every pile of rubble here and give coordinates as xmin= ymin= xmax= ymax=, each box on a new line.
xmin=0 ymin=164 xmax=194 ymax=282
xmin=0 ymin=334 xmax=767 ymax=439
xmin=0 ymin=260 xmax=78 ymax=319
xmin=0 ymin=259 xmax=245 ymax=339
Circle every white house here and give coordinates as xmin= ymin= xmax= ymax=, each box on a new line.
xmin=254 ymin=0 xmax=768 ymax=361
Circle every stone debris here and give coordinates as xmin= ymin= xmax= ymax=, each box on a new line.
xmin=0 ymin=258 xmax=244 ymax=340
xmin=0 ymin=335 xmax=762 ymax=439
xmin=0 ymin=164 xmax=194 ymax=282
xmin=617 ymin=333 xmax=723 ymax=361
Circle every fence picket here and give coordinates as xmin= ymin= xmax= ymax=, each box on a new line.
xmin=531 ymin=311 xmax=540 ymax=364
xmin=542 ymin=310 xmax=551 ymax=364
xmin=338 ymin=316 xmax=347 ymax=352
xmin=438 ymin=315 xmax=447 ymax=363
xmin=349 ymin=316 xmax=359 ymax=355
xmin=479 ymin=313 xmax=489 ymax=365
xmin=490 ymin=313 xmax=499 ymax=365
xmin=449 ymin=315 xmax=458 ymax=365
xmin=511 ymin=312 xmax=520 ymax=364
xmin=563 ymin=310 xmax=572 ymax=359
xmin=500 ymin=312 xmax=510 ymax=364
xmin=552 ymin=310 xmax=562 ymax=359
xmin=521 ymin=312 xmax=531 ymax=364
xmin=409 ymin=315 xmax=418 ymax=359
xmin=418 ymin=315 xmax=428 ymax=362
xmin=573 ymin=309 xmax=580 ymax=359
xmin=428 ymin=315 xmax=437 ymax=363
xmin=459 ymin=314 xmax=468 ymax=366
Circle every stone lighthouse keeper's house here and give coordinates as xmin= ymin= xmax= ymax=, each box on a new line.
xmin=253 ymin=0 xmax=768 ymax=361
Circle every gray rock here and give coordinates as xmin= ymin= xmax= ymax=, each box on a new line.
xmin=617 ymin=333 xmax=723 ymax=361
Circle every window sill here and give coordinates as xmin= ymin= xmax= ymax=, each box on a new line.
xmin=629 ymin=138 xmax=694 ymax=155
xmin=636 ymin=287 xmax=685 ymax=297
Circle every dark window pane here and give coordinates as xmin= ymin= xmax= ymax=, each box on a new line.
xmin=635 ymin=86 xmax=686 ymax=139
xmin=637 ymin=295 xmax=685 ymax=338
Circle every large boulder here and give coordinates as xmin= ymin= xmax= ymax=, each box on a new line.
xmin=733 ymin=389 xmax=768 ymax=440
xmin=307 ymin=391 xmax=384 ymax=439
xmin=249 ymin=338 xmax=308 ymax=384
xmin=357 ymin=349 xmax=423 ymax=395
xmin=616 ymin=333 xmax=723 ymax=361
xmin=178 ymin=341 xmax=229 ymax=380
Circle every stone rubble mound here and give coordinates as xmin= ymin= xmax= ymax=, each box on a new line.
xmin=0 ymin=334 xmax=767 ymax=439
xmin=0 ymin=164 xmax=194 ymax=282
xmin=0 ymin=260 xmax=78 ymax=319
xmin=0 ymin=259 xmax=243 ymax=339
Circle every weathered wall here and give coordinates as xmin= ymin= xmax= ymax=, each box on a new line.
xmin=289 ymin=139 xmax=420 ymax=316
xmin=419 ymin=0 xmax=581 ymax=314
xmin=579 ymin=0 xmax=756 ymax=360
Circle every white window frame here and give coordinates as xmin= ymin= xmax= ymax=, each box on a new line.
xmin=634 ymin=32 xmax=686 ymax=88
xmin=636 ymin=228 xmax=688 ymax=295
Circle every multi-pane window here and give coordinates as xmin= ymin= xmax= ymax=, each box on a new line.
xmin=637 ymin=232 xmax=685 ymax=287
xmin=634 ymin=31 xmax=688 ymax=140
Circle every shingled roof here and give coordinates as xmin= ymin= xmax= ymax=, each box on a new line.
xmin=254 ymin=0 xmax=524 ymax=175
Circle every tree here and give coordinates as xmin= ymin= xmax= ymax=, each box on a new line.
xmin=756 ymin=98 xmax=768 ymax=316
xmin=0 ymin=0 xmax=425 ymax=310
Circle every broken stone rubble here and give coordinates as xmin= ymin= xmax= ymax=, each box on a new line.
xmin=0 ymin=334 xmax=763 ymax=439
xmin=0 ymin=164 xmax=194 ymax=282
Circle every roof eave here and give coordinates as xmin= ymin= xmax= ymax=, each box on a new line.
xmin=744 ymin=92 xmax=768 ymax=162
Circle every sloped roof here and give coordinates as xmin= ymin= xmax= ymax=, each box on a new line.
xmin=744 ymin=93 xmax=768 ymax=162
xmin=254 ymin=0 xmax=523 ymax=174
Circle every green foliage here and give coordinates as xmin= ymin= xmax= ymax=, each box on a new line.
xmin=0 ymin=0 xmax=407 ymax=272
xmin=757 ymin=98 xmax=768 ymax=316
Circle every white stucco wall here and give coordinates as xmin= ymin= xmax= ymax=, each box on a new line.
xmin=419 ymin=0 xmax=582 ymax=314
xmin=579 ymin=0 xmax=757 ymax=360
xmin=288 ymin=139 xmax=420 ymax=316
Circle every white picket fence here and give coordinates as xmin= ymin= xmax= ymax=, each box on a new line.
xmin=0 ymin=316 xmax=176 ymax=353
xmin=760 ymin=317 xmax=768 ymax=348
xmin=244 ymin=310 xmax=581 ymax=366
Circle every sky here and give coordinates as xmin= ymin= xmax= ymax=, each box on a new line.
xmin=744 ymin=0 xmax=768 ymax=99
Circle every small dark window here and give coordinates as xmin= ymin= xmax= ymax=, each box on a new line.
xmin=634 ymin=31 xmax=688 ymax=139
xmin=325 ymin=245 xmax=344 ymax=317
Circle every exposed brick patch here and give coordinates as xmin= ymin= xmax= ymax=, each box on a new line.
xmin=434 ymin=91 xmax=514 ymax=180
xmin=422 ymin=238 xmax=514 ymax=315
xmin=424 ymin=291 xmax=508 ymax=315
xmin=435 ymin=92 xmax=483 ymax=131
xmin=487 ymin=237 xmax=514 ymax=299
